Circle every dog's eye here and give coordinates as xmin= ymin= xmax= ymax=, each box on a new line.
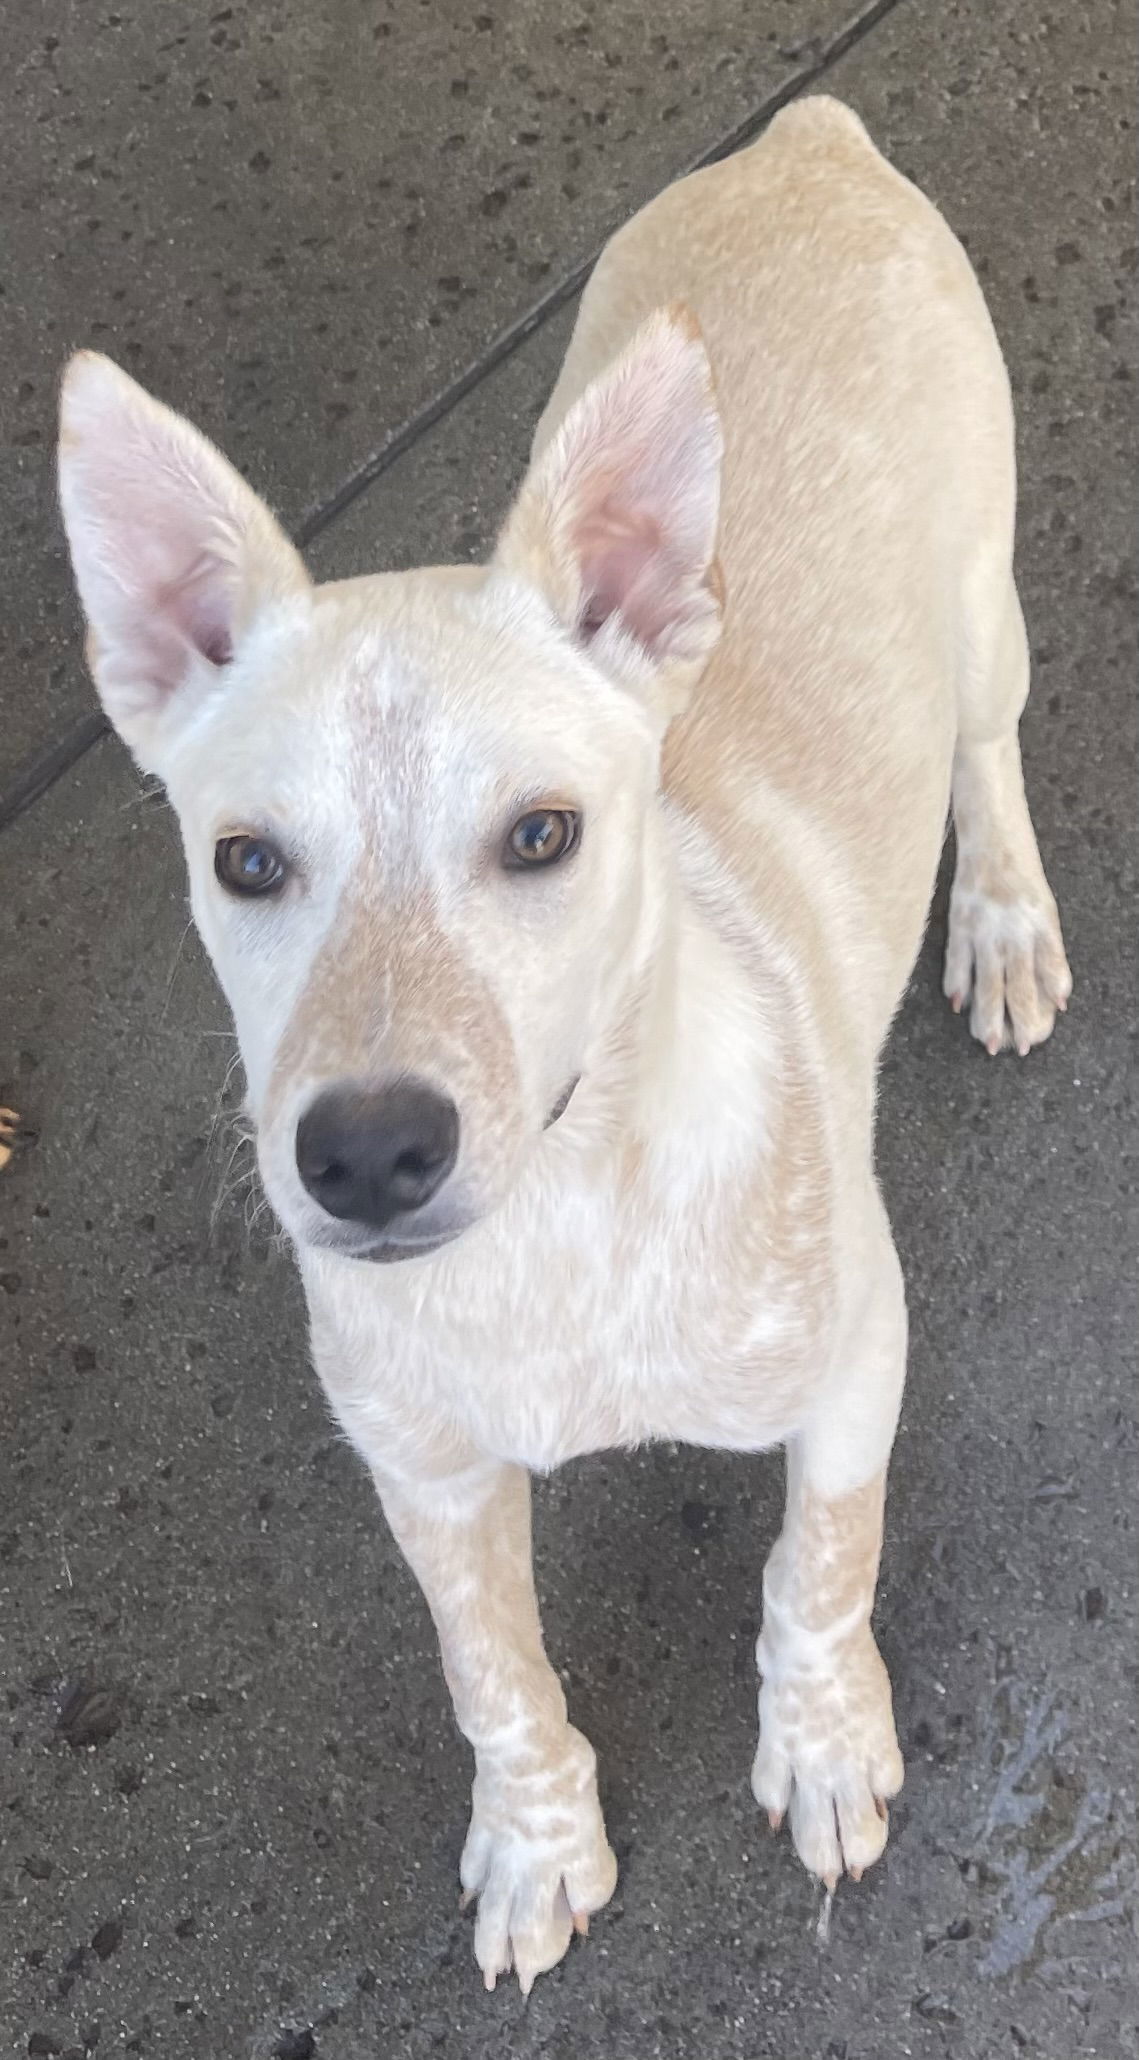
xmin=214 ymin=834 xmax=288 ymax=898
xmin=504 ymin=808 xmax=581 ymax=869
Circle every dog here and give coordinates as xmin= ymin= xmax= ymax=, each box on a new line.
xmin=57 ymin=97 xmax=1071 ymax=1993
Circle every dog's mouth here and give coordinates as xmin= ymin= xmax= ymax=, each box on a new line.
xmin=355 ymin=1230 xmax=458 ymax=1265
xmin=305 ymin=1219 xmax=464 ymax=1267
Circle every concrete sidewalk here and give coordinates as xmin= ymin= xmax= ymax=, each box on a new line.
xmin=1 ymin=3 xmax=1135 ymax=2057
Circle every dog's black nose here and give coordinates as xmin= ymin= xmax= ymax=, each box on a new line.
xmin=296 ymin=1079 xmax=459 ymax=1232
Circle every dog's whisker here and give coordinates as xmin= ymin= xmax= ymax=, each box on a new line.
xmin=205 ymin=1050 xmax=245 ymax=1139
xmin=158 ymin=915 xmax=196 ymax=1025
xmin=117 ymin=775 xmax=165 ymax=815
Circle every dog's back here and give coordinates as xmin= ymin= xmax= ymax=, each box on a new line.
xmin=539 ymin=99 xmax=1018 ymax=1059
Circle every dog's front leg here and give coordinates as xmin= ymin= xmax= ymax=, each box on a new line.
xmin=751 ymin=1243 xmax=907 ymax=1889
xmin=375 ymin=1458 xmax=617 ymax=1991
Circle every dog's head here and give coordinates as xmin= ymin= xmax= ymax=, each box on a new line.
xmin=58 ymin=312 xmax=723 ymax=1260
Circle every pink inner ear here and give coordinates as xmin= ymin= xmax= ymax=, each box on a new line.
xmin=197 ymin=625 xmax=233 ymax=667
xmin=93 ymin=545 xmax=235 ymax=718
xmin=159 ymin=552 xmax=236 ymax=670
xmin=67 ymin=392 xmax=245 ymax=702
xmin=576 ymin=499 xmax=672 ymax=651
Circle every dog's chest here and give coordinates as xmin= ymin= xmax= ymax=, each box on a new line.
xmin=310 ymin=1178 xmax=827 ymax=1472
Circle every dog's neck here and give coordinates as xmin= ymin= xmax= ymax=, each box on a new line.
xmin=567 ymin=800 xmax=782 ymax=1203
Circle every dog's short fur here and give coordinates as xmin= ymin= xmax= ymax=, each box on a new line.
xmin=58 ymin=99 xmax=1070 ymax=1992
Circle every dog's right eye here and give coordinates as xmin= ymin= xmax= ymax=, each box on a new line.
xmin=214 ymin=834 xmax=289 ymax=898
xmin=504 ymin=808 xmax=581 ymax=870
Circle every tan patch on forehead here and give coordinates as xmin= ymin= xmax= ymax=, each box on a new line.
xmin=332 ymin=669 xmax=441 ymax=865
xmin=348 ymin=664 xmax=431 ymax=771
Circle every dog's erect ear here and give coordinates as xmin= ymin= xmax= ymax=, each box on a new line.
xmin=495 ymin=306 xmax=723 ymax=712
xmin=58 ymin=352 xmax=309 ymax=771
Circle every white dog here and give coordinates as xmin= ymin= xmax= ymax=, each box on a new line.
xmin=58 ymin=98 xmax=1070 ymax=1993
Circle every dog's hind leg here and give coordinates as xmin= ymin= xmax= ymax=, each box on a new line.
xmin=373 ymin=1457 xmax=617 ymax=1994
xmin=751 ymin=1229 xmax=906 ymax=1889
xmin=943 ymin=579 xmax=1071 ymax=1053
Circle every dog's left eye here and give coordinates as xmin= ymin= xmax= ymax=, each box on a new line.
xmin=214 ymin=834 xmax=289 ymax=897
xmin=504 ymin=808 xmax=581 ymax=869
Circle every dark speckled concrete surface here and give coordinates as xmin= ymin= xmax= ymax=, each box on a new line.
xmin=1 ymin=2 xmax=1136 ymax=2057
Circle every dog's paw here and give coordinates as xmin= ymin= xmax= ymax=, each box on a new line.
xmin=460 ymin=1727 xmax=617 ymax=1993
xmin=751 ymin=1630 xmax=903 ymax=1888
xmin=943 ymin=878 xmax=1071 ymax=1055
